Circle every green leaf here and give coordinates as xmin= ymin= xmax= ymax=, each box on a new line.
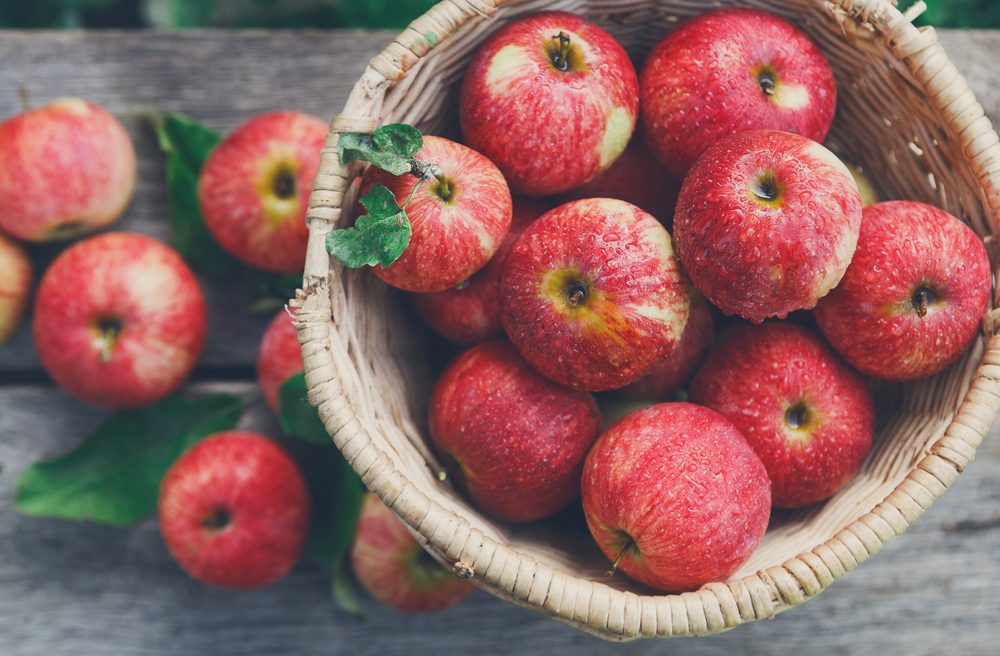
xmin=326 ymin=184 xmax=411 ymax=268
xmin=243 ymin=269 xmax=303 ymax=314
xmin=15 ymin=394 xmax=245 ymax=526
xmin=144 ymin=111 xmax=241 ymax=276
xmin=298 ymin=443 xmax=367 ymax=619
xmin=277 ymin=372 xmax=330 ymax=445
xmin=338 ymin=123 xmax=423 ymax=176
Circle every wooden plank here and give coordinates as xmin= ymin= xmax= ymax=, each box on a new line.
xmin=0 ymin=30 xmax=396 ymax=374
xmin=0 ymin=383 xmax=997 ymax=655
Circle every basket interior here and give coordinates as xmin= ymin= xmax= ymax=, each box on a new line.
xmin=323 ymin=0 xmax=997 ymax=597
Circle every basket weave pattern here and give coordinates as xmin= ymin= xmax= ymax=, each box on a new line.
xmin=294 ymin=0 xmax=1000 ymax=641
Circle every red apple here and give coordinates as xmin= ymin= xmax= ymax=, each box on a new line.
xmin=256 ymin=308 xmax=302 ymax=414
xmin=673 ymin=129 xmax=862 ymax=323
xmin=616 ymin=286 xmax=714 ymax=399
xmin=409 ymin=196 xmax=549 ymax=345
xmin=814 ymin=200 xmax=991 ymax=381
xmin=581 ymin=402 xmax=771 ymax=593
xmin=198 ymin=111 xmax=327 ymax=273
xmin=688 ymin=322 xmax=874 ymax=508
xmin=0 ymin=231 xmax=32 ymax=345
xmin=428 ymin=340 xmax=602 ymax=522
xmin=351 ymin=493 xmax=476 ymax=613
xmin=158 ymin=430 xmax=311 ymax=590
xmin=552 ymin=138 xmax=681 ymax=230
xmin=32 ymin=232 xmax=208 ymax=409
xmin=499 ymin=198 xmax=689 ymax=391
xmin=356 ymin=135 xmax=512 ymax=293
xmin=640 ymin=7 xmax=836 ymax=176
xmin=0 ymin=98 xmax=136 ymax=242
xmin=460 ymin=10 xmax=639 ymax=196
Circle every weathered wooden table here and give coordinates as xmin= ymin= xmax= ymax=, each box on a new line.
xmin=1 ymin=28 xmax=998 ymax=656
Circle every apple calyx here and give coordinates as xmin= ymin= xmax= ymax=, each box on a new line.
xmin=94 ymin=317 xmax=123 ymax=363
xmin=784 ymin=400 xmax=812 ymax=431
xmin=750 ymin=169 xmax=784 ymax=208
xmin=604 ymin=534 xmax=636 ymax=579
xmin=912 ymin=285 xmax=937 ymax=317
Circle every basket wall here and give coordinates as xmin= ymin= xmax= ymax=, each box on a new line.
xmin=294 ymin=0 xmax=1000 ymax=641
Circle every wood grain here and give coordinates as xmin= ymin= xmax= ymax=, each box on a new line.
xmin=0 ymin=28 xmax=998 ymax=656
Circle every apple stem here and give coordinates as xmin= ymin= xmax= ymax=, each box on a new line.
xmin=16 ymin=86 xmax=30 ymax=111
xmin=605 ymin=535 xmax=635 ymax=579
xmin=97 ymin=320 xmax=121 ymax=364
xmin=437 ymin=463 xmax=459 ymax=481
xmin=760 ymin=77 xmax=777 ymax=96
xmin=553 ymin=32 xmax=571 ymax=71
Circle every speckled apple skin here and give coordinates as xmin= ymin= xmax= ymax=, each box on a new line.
xmin=0 ymin=98 xmax=136 ymax=242
xmin=199 ymin=111 xmax=327 ymax=273
xmin=640 ymin=7 xmax=836 ymax=176
xmin=256 ymin=308 xmax=303 ymax=413
xmin=158 ymin=431 xmax=310 ymax=590
xmin=0 ymin=232 xmax=32 ymax=345
xmin=500 ymin=198 xmax=690 ymax=391
xmin=409 ymin=196 xmax=549 ymax=345
xmin=32 ymin=232 xmax=207 ymax=410
xmin=581 ymin=402 xmax=771 ymax=593
xmin=688 ymin=322 xmax=874 ymax=508
xmin=674 ymin=130 xmax=862 ymax=323
xmin=428 ymin=340 xmax=603 ymax=522
xmin=358 ymin=135 xmax=512 ymax=293
xmin=814 ymin=201 xmax=991 ymax=381
xmin=351 ymin=493 xmax=476 ymax=613
xmin=459 ymin=11 xmax=639 ymax=196
xmin=617 ymin=288 xmax=714 ymax=399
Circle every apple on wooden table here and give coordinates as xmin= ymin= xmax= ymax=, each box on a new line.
xmin=460 ymin=10 xmax=639 ymax=196
xmin=158 ymin=430 xmax=311 ymax=590
xmin=0 ymin=97 xmax=136 ymax=242
xmin=0 ymin=231 xmax=32 ymax=345
xmin=32 ymin=232 xmax=208 ymax=410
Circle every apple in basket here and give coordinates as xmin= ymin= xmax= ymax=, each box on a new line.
xmin=409 ymin=195 xmax=549 ymax=345
xmin=198 ymin=110 xmax=328 ymax=273
xmin=428 ymin=340 xmax=602 ymax=522
xmin=0 ymin=231 xmax=32 ymax=345
xmin=640 ymin=7 xmax=837 ymax=176
xmin=354 ymin=135 xmax=512 ymax=293
xmin=158 ymin=430 xmax=311 ymax=590
xmin=256 ymin=307 xmax=303 ymax=414
xmin=689 ymin=322 xmax=875 ymax=508
xmin=32 ymin=232 xmax=208 ymax=410
xmin=814 ymin=200 xmax=991 ymax=381
xmin=499 ymin=198 xmax=689 ymax=392
xmin=581 ymin=402 xmax=771 ymax=593
xmin=673 ymin=129 xmax=862 ymax=323
xmin=351 ymin=493 xmax=476 ymax=613
xmin=460 ymin=10 xmax=640 ymax=196
xmin=0 ymin=97 xmax=136 ymax=242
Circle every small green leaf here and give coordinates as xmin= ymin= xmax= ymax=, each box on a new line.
xmin=326 ymin=184 xmax=411 ymax=268
xmin=338 ymin=123 xmax=423 ymax=176
xmin=243 ymin=269 xmax=303 ymax=314
xmin=277 ymin=372 xmax=330 ymax=445
xmin=144 ymin=111 xmax=241 ymax=275
xmin=15 ymin=394 xmax=245 ymax=526
xmin=298 ymin=443 xmax=367 ymax=618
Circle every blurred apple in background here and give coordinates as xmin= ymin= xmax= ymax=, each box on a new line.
xmin=158 ymin=430 xmax=311 ymax=590
xmin=0 ymin=97 xmax=136 ymax=242
xmin=640 ymin=7 xmax=836 ymax=176
xmin=32 ymin=232 xmax=208 ymax=409
xmin=351 ymin=493 xmax=476 ymax=613
xmin=581 ymin=402 xmax=771 ymax=592
xmin=356 ymin=135 xmax=512 ymax=293
xmin=689 ymin=322 xmax=875 ymax=508
xmin=409 ymin=196 xmax=548 ymax=345
xmin=198 ymin=110 xmax=327 ymax=273
xmin=428 ymin=340 xmax=602 ymax=522
xmin=500 ymin=198 xmax=689 ymax=391
xmin=460 ymin=10 xmax=639 ymax=196
xmin=673 ymin=129 xmax=862 ymax=324
xmin=814 ymin=200 xmax=991 ymax=381
xmin=0 ymin=231 xmax=32 ymax=345
xmin=256 ymin=308 xmax=302 ymax=414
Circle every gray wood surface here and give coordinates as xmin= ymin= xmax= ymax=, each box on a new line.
xmin=0 ymin=28 xmax=998 ymax=656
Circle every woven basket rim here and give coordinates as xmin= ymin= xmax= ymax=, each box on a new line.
xmin=293 ymin=0 xmax=1000 ymax=641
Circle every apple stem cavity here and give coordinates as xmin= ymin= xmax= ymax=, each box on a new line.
xmin=912 ymin=286 xmax=936 ymax=317
xmin=200 ymin=507 xmax=231 ymax=531
xmin=784 ymin=401 xmax=811 ymax=431
xmin=96 ymin=318 xmax=123 ymax=363
xmin=273 ymin=171 xmax=296 ymax=200
xmin=564 ymin=280 xmax=589 ymax=307
xmin=552 ymin=32 xmax=572 ymax=71
xmin=604 ymin=535 xmax=636 ymax=578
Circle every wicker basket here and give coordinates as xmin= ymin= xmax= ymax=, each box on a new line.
xmin=293 ymin=0 xmax=1000 ymax=641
